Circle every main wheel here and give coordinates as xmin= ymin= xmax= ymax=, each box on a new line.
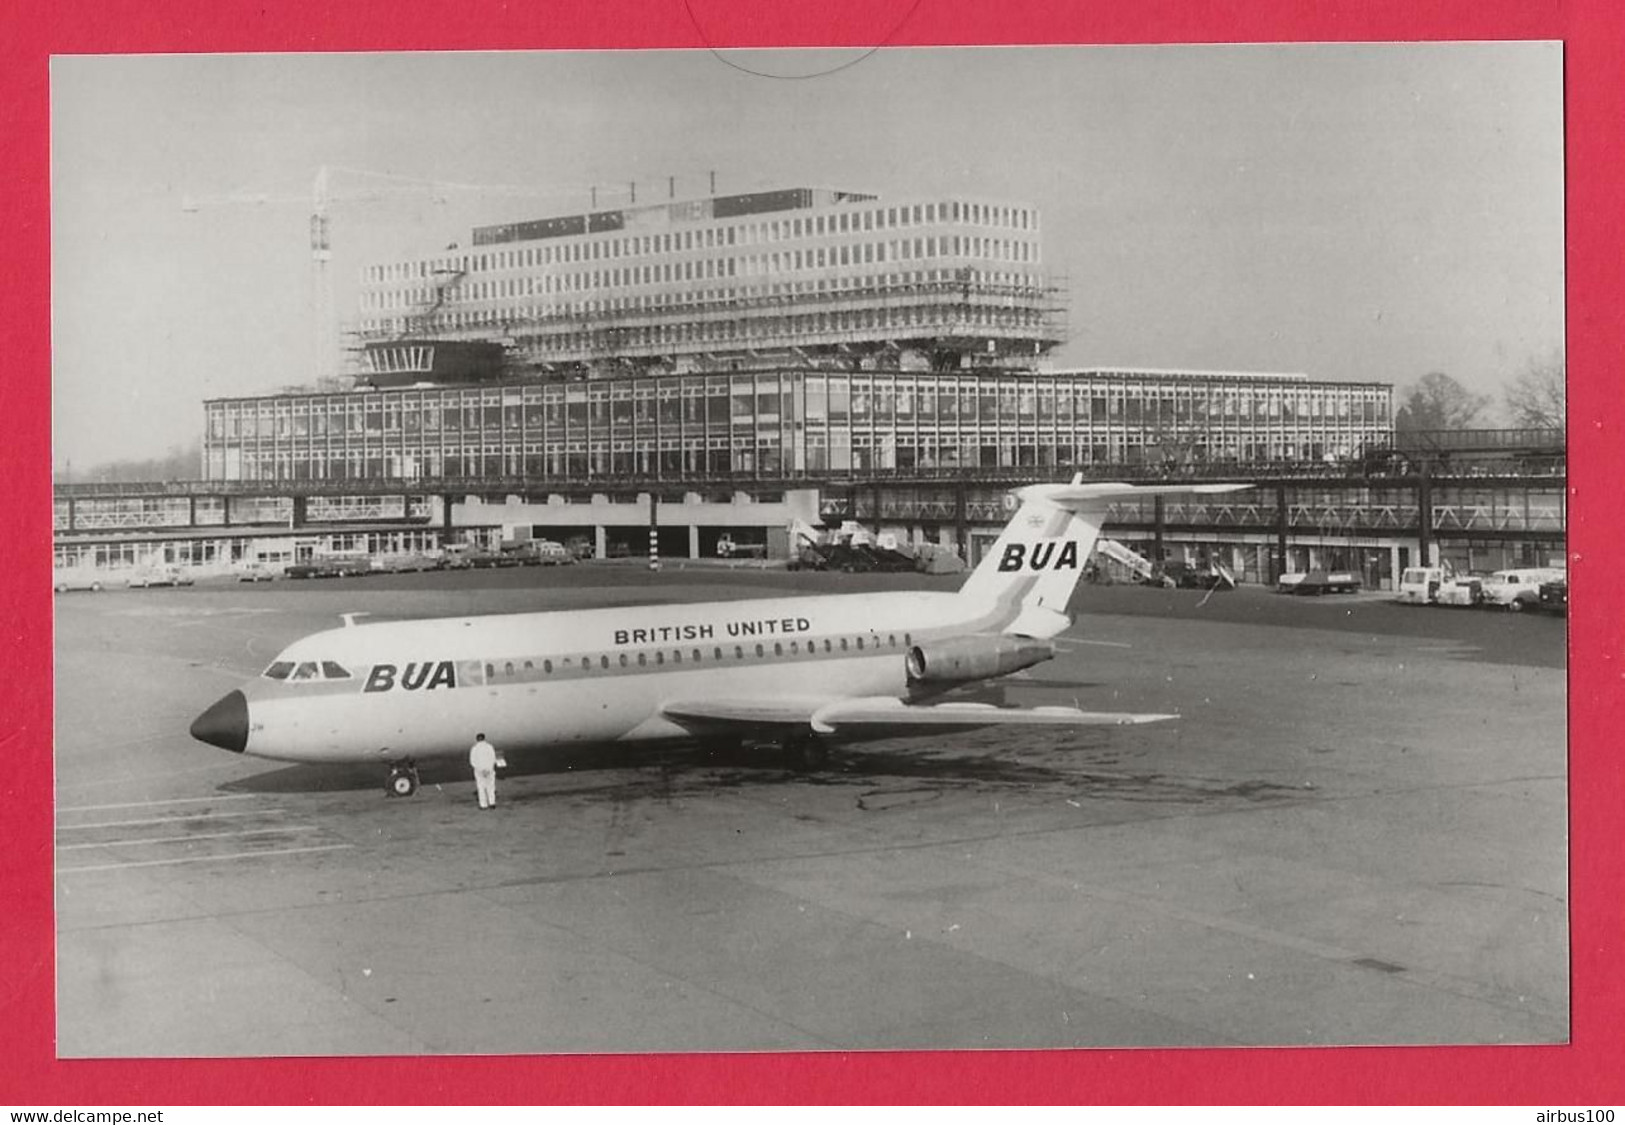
xmin=791 ymin=736 xmax=830 ymax=771
xmin=386 ymin=766 xmax=419 ymax=797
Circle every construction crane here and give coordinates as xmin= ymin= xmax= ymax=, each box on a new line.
xmin=181 ymin=165 xmax=591 ymax=384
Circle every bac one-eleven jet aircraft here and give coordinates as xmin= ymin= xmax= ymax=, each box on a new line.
xmin=192 ymin=479 xmax=1247 ymax=795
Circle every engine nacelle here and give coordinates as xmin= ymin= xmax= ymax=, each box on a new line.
xmin=904 ymin=634 xmax=1055 ymax=684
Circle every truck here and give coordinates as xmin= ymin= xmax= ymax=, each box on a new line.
xmin=1481 ymin=567 xmax=1567 ymax=612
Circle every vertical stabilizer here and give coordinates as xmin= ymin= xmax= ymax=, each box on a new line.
xmin=958 ymin=480 xmax=1252 ymax=638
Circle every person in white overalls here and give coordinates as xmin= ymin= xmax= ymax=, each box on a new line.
xmin=469 ymin=732 xmax=500 ymax=809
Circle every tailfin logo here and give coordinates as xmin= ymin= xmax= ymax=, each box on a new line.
xmin=997 ymin=540 xmax=1081 ymax=572
xmin=364 ymin=661 xmax=458 ymax=693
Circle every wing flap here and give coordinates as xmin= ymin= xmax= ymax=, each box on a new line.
xmin=660 ymin=696 xmax=832 ymax=736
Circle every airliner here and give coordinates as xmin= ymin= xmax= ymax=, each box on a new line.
xmin=191 ymin=479 xmax=1248 ymax=795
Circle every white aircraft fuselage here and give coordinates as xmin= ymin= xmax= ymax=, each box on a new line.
xmin=199 ymin=589 xmax=993 ymax=765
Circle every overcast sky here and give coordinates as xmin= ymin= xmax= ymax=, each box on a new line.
xmin=51 ymin=44 xmax=1563 ymax=470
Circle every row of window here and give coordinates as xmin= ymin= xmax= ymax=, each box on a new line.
xmin=210 ymin=398 xmax=1388 ymax=440
xmin=207 ymin=436 xmax=1389 ymax=482
xmin=210 ymin=382 xmax=1388 ymax=436
xmin=260 ymin=632 xmax=917 ymax=690
xmin=365 ymin=240 xmax=1042 ymax=312
xmin=365 ymin=199 xmax=1038 ymax=284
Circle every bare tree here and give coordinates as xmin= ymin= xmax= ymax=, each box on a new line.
xmin=54 ymin=441 xmax=204 ymax=484
xmin=1394 ymin=371 xmax=1491 ymax=433
xmin=1503 ymin=350 xmax=1566 ymax=432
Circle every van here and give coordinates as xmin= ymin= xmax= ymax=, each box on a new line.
xmin=1396 ymin=566 xmax=1449 ymax=605
xmin=1481 ymin=568 xmax=1566 ymax=612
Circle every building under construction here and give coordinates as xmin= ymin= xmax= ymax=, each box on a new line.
xmin=352 ymin=186 xmax=1065 ymax=383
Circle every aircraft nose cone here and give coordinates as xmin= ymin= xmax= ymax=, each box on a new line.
xmin=190 ymin=690 xmax=248 ymax=753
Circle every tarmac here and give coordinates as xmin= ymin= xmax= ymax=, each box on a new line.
xmin=53 ymin=565 xmax=1568 ymax=1055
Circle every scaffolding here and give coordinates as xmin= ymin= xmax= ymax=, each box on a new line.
xmin=350 ymin=271 xmax=1068 ymax=379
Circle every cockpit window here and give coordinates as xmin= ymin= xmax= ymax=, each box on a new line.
xmin=291 ymin=661 xmax=321 ymax=682
xmin=263 ymin=661 xmax=294 ymax=681
xmin=321 ymin=661 xmax=352 ymax=680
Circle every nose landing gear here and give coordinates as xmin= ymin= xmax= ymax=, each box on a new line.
xmin=386 ymin=761 xmax=420 ymax=797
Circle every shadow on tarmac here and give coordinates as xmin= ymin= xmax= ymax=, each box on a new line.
xmin=219 ymin=733 xmax=1306 ymax=809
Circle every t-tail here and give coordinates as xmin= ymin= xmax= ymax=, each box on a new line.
xmin=958 ymin=477 xmax=1253 ymax=639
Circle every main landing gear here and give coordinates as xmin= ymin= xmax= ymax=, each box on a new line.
xmin=386 ymin=761 xmax=420 ymax=797
xmin=786 ymin=733 xmax=830 ymax=772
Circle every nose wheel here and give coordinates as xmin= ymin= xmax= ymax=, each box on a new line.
xmin=386 ymin=762 xmax=420 ymax=797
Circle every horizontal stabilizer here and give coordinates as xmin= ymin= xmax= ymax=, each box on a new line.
xmin=1016 ymin=481 xmax=1252 ymax=508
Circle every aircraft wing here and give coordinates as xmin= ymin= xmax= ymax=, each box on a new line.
xmin=809 ymin=697 xmax=1176 ymax=735
xmin=661 ymin=696 xmax=1176 ymax=738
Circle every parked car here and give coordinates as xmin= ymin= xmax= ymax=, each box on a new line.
xmin=1278 ymin=570 xmax=1361 ymax=595
xmin=237 ymin=564 xmax=278 ymax=582
xmin=52 ymin=571 xmax=105 ymax=593
xmin=126 ymin=566 xmax=194 ymax=588
xmin=529 ymin=541 xmax=575 ymax=566
xmin=1536 ymin=578 xmax=1568 ymax=615
xmin=1481 ymin=567 xmax=1567 ymax=612
xmin=286 ymin=557 xmax=369 ymax=579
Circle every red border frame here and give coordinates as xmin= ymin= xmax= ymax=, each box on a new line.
xmin=6 ymin=0 xmax=1621 ymax=1105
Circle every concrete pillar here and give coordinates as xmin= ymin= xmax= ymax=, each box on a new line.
xmin=1273 ymin=486 xmax=1289 ymax=583
xmin=222 ymin=495 xmax=232 ymax=528
xmin=187 ymin=496 xmax=196 ymax=528
xmin=1417 ymin=461 xmax=1433 ymax=568
xmin=647 ymin=493 xmax=660 ymax=570
xmin=291 ymin=494 xmax=308 ymax=529
xmin=688 ymin=524 xmax=700 ymax=559
xmin=442 ymin=494 xmax=455 ymax=536
xmin=1153 ymin=495 xmax=1165 ymax=563
xmin=66 ymin=497 xmax=76 ymax=531
xmin=954 ymin=482 xmax=968 ymax=560
xmin=594 ymin=525 xmax=607 ymax=560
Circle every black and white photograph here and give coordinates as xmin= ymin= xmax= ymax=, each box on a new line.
xmin=51 ymin=44 xmax=1566 ymax=1057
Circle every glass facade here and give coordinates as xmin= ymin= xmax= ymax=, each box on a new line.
xmin=202 ymin=369 xmax=1394 ymax=484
